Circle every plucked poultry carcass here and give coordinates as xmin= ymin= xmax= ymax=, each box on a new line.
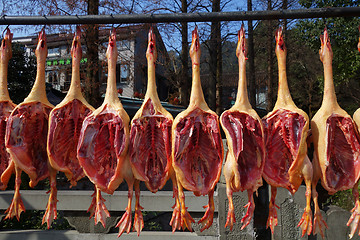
xmin=311 ymin=28 xmax=360 ymax=239
xmin=77 ymin=28 xmax=134 ymax=229
xmin=262 ymin=27 xmax=313 ymax=236
xmin=127 ymin=27 xmax=180 ymax=235
xmin=48 ymin=26 xmax=94 ymax=186
xmin=5 ymin=28 xmax=57 ymax=228
xmin=0 ymin=28 xmax=25 ymax=221
xmin=220 ymin=25 xmax=265 ymax=230
xmin=172 ymin=27 xmax=224 ymax=232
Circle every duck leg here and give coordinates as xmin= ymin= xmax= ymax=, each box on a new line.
xmin=297 ymin=155 xmax=313 ymax=237
xmin=199 ymin=189 xmax=215 ymax=232
xmin=87 ymin=186 xmax=110 ymax=228
xmin=5 ymin=165 xmax=25 ymax=221
xmin=177 ymin=179 xmax=194 ymax=231
xmin=225 ymin=181 xmax=235 ymax=230
xmin=267 ymin=186 xmax=279 ymax=234
xmin=312 ymin=155 xmax=328 ymax=238
xmin=133 ymin=180 xmax=144 ymax=236
xmin=241 ymin=189 xmax=255 ymax=230
xmin=169 ymin=173 xmax=181 ymax=232
xmin=42 ymin=166 xmax=58 ymax=228
xmin=347 ymin=180 xmax=360 ymax=239
xmin=116 ymin=179 xmax=134 ymax=237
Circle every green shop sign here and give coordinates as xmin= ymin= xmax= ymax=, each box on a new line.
xmin=46 ymin=58 xmax=87 ymax=66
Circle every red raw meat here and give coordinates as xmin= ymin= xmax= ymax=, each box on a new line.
xmin=262 ymin=27 xmax=313 ymax=237
xmin=77 ymin=28 xmax=133 ymax=229
xmin=48 ymin=26 xmax=93 ymax=186
xmin=311 ymin=28 xmax=360 ymax=238
xmin=5 ymin=29 xmax=57 ymax=228
xmin=220 ymin=25 xmax=265 ymax=231
xmin=172 ymin=27 xmax=224 ymax=232
xmin=0 ymin=28 xmax=25 ymax=221
xmin=127 ymin=27 xmax=180 ymax=235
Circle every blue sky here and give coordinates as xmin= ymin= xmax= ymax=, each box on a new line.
xmin=2 ymin=0 xmax=249 ymax=52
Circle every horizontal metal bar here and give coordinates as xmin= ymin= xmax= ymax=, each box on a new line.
xmin=1 ymin=7 xmax=360 ymax=25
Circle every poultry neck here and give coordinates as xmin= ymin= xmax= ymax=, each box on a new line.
xmin=0 ymin=28 xmax=12 ymax=102
xmin=103 ymin=29 xmax=120 ymax=105
xmin=320 ymin=33 xmax=338 ymax=110
xmin=67 ymin=30 xmax=83 ymax=99
xmin=188 ymin=28 xmax=207 ymax=110
xmin=0 ymin=62 xmax=10 ymax=102
xmin=274 ymin=39 xmax=294 ymax=109
xmin=28 ymin=52 xmax=47 ymax=101
xmin=144 ymin=29 xmax=160 ymax=104
xmin=25 ymin=30 xmax=51 ymax=105
xmin=0 ymin=49 xmax=10 ymax=101
xmin=234 ymin=28 xmax=251 ymax=109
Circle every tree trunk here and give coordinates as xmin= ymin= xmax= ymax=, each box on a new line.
xmin=180 ymin=0 xmax=190 ymax=106
xmin=210 ymin=0 xmax=221 ymax=113
xmin=215 ymin=28 xmax=222 ymax=115
xmin=266 ymin=0 xmax=275 ymax=112
xmin=247 ymin=0 xmax=256 ymax=108
xmin=85 ymin=0 xmax=101 ymax=107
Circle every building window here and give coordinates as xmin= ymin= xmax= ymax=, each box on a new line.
xmin=120 ymin=64 xmax=129 ymax=83
xmin=48 ymin=47 xmax=60 ymax=57
xmin=63 ymin=72 xmax=71 ymax=91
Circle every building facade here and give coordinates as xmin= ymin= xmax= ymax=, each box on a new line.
xmin=13 ymin=24 xmax=170 ymax=101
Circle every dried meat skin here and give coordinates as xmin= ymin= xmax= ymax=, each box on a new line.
xmin=48 ymin=99 xmax=92 ymax=184
xmin=174 ymin=108 xmax=223 ymax=195
xmin=262 ymin=109 xmax=306 ymax=191
xmin=324 ymin=114 xmax=360 ymax=192
xmin=6 ymin=102 xmax=52 ymax=186
xmin=77 ymin=105 xmax=126 ymax=193
xmin=0 ymin=101 xmax=16 ymax=188
xmin=130 ymin=99 xmax=172 ymax=192
xmin=221 ymin=111 xmax=264 ymax=190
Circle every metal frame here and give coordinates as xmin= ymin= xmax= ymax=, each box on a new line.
xmin=1 ymin=7 xmax=360 ymax=25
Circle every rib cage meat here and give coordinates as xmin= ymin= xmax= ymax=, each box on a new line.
xmin=220 ymin=25 xmax=265 ymax=231
xmin=5 ymin=29 xmax=57 ymax=228
xmin=262 ymin=27 xmax=313 ymax=237
xmin=172 ymin=27 xmax=224 ymax=232
xmin=48 ymin=26 xmax=94 ymax=187
xmin=311 ymin=28 xmax=360 ymax=239
xmin=127 ymin=28 xmax=180 ymax=235
xmin=0 ymin=28 xmax=16 ymax=191
xmin=77 ymin=28 xmax=133 ymax=229
xmin=0 ymin=28 xmax=25 ymax=222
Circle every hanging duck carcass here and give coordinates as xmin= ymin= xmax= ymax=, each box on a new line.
xmin=48 ymin=26 xmax=94 ymax=187
xmin=77 ymin=28 xmax=134 ymax=229
xmin=311 ymin=28 xmax=360 ymax=239
xmin=5 ymin=28 xmax=57 ymax=228
xmin=126 ymin=27 xmax=181 ymax=236
xmin=262 ymin=27 xmax=313 ymax=237
xmin=172 ymin=27 xmax=224 ymax=232
xmin=0 ymin=27 xmax=25 ymax=221
xmin=220 ymin=25 xmax=265 ymax=230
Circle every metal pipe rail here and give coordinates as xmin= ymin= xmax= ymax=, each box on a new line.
xmin=1 ymin=7 xmax=360 ymax=25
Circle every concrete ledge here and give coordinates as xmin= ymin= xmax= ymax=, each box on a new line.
xmin=0 ymin=190 xmax=218 ymax=212
xmin=0 ymin=230 xmax=218 ymax=240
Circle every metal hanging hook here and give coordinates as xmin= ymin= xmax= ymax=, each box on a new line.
xmin=2 ymin=25 xmax=10 ymax=39
xmin=41 ymin=24 xmax=46 ymax=33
